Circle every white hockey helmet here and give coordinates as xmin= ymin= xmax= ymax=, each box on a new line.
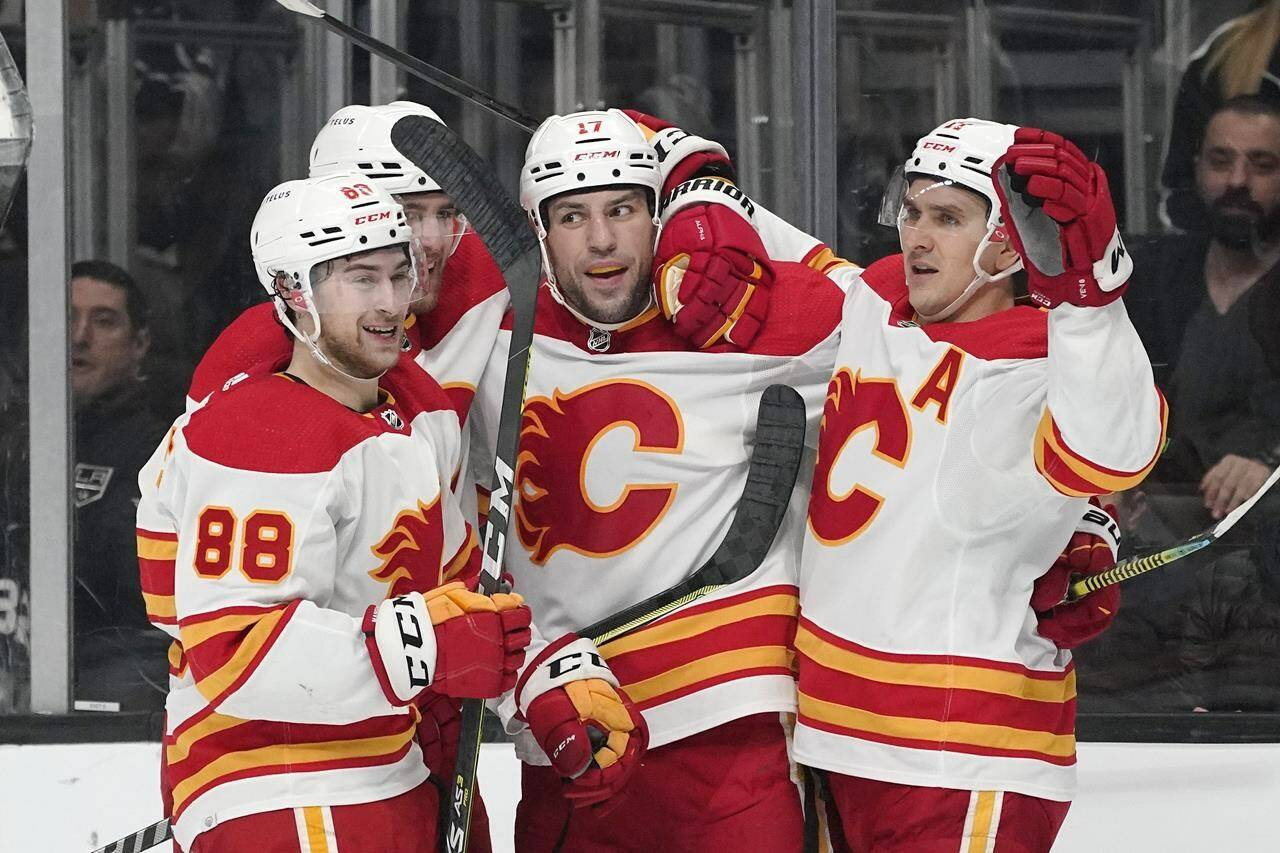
xmin=519 ymin=109 xmax=662 ymax=238
xmin=251 ymin=172 xmax=417 ymax=368
xmin=879 ymin=117 xmax=1024 ymax=322
xmin=518 ymin=109 xmax=662 ymax=328
xmin=310 ymin=101 xmax=444 ymax=194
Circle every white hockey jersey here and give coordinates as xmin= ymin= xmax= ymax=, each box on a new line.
xmin=472 ymin=264 xmax=845 ymax=757
xmin=788 ymin=252 xmax=1167 ymax=801
xmin=137 ymin=360 xmax=481 ymax=850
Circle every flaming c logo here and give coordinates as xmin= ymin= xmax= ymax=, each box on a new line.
xmin=516 ymin=379 xmax=683 ymax=564
xmin=808 ymin=368 xmax=912 ymax=546
xmin=369 ymin=498 xmax=446 ymax=597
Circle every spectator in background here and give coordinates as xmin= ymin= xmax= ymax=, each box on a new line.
xmin=69 ymin=260 xmax=170 ymax=711
xmin=1161 ymin=0 xmax=1280 ymax=231
xmin=1140 ymin=96 xmax=1280 ymax=522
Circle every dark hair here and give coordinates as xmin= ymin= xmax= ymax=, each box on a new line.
xmin=70 ymin=259 xmax=150 ymax=330
xmin=1201 ymin=93 xmax=1280 ymax=152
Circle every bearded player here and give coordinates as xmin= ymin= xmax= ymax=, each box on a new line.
xmin=135 ymin=174 xmax=533 ymax=853
xmin=466 ymin=108 xmax=847 ymax=851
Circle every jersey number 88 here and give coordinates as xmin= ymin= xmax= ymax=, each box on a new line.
xmin=193 ymin=506 xmax=295 ymax=584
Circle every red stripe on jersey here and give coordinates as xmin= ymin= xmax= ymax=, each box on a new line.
xmin=799 ymin=615 xmax=1073 ymax=682
xmin=1037 ymin=391 xmax=1168 ymax=498
xmin=168 ymin=712 xmax=418 ymax=817
xmin=178 ymin=600 xmax=299 ymax=706
xmin=798 ymin=650 xmax=1077 ymax=737
xmin=600 ymin=585 xmax=798 ymax=708
xmin=632 ymin=664 xmax=795 ymax=712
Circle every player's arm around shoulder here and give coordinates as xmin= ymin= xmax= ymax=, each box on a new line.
xmin=993 ymin=127 xmax=1168 ymax=496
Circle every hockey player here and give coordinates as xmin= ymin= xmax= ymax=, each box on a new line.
xmin=736 ymin=120 xmax=1166 ymax=850
xmin=187 ymin=101 xmax=508 ymax=429
xmin=135 ymin=173 xmax=534 ymax=852
xmin=466 ymin=108 xmax=846 ymax=851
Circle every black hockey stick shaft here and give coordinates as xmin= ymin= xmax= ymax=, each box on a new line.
xmin=390 ymin=114 xmax=540 ymax=853
xmin=275 ymin=0 xmax=538 ymax=133
xmin=581 ymin=384 xmax=808 ymax=646
xmin=89 ymin=818 xmax=170 ymax=853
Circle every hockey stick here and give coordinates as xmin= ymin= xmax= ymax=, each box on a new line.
xmin=89 ymin=818 xmax=169 ymax=853
xmin=1064 ymin=463 xmax=1280 ymax=603
xmin=274 ymin=0 xmax=538 ymax=133
xmin=390 ymin=114 xmax=540 ymax=853
xmin=580 ymin=384 xmax=808 ymax=647
xmin=90 ymin=116 xmax=539 ymax=853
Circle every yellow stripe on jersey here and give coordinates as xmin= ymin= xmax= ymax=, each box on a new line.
xmin=166 ymin=712 xmax=251 ymax=764
xmin=136 ymin=534 xmax=179 ymax=560
xmin=798 ymin=691 xmax=1076 ymax=759
xmin=303 ymin=806 xmax=330 ymax=853
xmin=143 ymin=592 xmax=176 ymax=620
xmin=965 ymin=791 xmax=998 ymax=853
xmin=1034 ymin=402 xmax=1167 ymax=496
xmin=170 ymin=725 xmax=417 ymax=813
xmin=622 ymin=645 xmax=792 ymax=705
xmin=179 ymin=607 xmax=290 ymax=702
xmin=600 ymin=592 xmax=798 ymax=657
xmin=795 ymin=625 xmax=1075 ymax=704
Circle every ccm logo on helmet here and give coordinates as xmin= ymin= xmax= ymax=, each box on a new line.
xmin=922 ymin=141 xmax=956 ymax=153
xmin=354 ymin=211 xmax=392 ymax=225
xmin=573 ymin=150 xmax=621 ymax=161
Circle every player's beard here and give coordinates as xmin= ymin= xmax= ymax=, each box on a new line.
xmin=1208 ymin=187 xmax=1280 ymax=251
xmin=317 ymin=320 xmax=403 ymax=380
xmin=557 ymin=258 xmax=654 ymax=326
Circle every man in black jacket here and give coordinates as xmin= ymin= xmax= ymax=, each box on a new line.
xmin=0 ymin=261 xmax=170 ymax=712
xmin=67 ymin=260 xmax=171 ymax=710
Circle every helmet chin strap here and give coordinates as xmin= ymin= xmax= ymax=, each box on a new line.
xmin=273 ymin=292 xmax=393 ymax=385
xmin=911 ymin=224 xmax=1023 ymax=324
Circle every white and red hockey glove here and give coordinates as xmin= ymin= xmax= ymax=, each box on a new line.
xmin=993 ymin=127 xmax=1132 ymax=309
xmin=622 ymin=108 xmax=736 ymax=193
xmin=1031 ymin=499 xmax=1122 ymax=650
xmin=654 ymin=196 xmax=774 ymax=349
xmin=364 ymin=581 xmax=531 ymax=704
xmin=516 ymin=634 xmax=648 ymax=808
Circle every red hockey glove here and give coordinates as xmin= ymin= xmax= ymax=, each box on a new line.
xmin=364 ymin=582 xmax=531 ymax=704
xmin=622 ymin=108 xmax=736 ymax=194
xmin=1031 ymin=499 xmax=1122 ymax=649
xmin=416 ymin=689 xmax=463 ymax=776
xmin=655 ymin=199 xmax=773 ymax=349
xmin=516 ymin=634 xmax=648 ymax=808
xmin=993 ymin=127 xmax=1132 ymax=309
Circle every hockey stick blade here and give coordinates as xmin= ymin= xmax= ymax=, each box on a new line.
xmin=89 ymin=818 xmax=171 ymax=853
xmin=274 ymin=0 xmax=538 ymax=133
xmin=1065 ymin=463 xmax=1280 ymax=602
xmin=390 ymin=114 xmax=539 ymax=853
xmin=582 ymin=384 xmax=808 ymax=647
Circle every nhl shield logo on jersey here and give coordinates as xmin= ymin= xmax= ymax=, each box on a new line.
xmin=369 ymin=498 xmax=446 ymax=596
xmin=380 ymin=408 xmax=405 ymax=430
xmin=516 ymin=380 xmax=683 ymax=564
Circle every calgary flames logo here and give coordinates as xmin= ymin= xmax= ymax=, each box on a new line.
xmin=516 ymin=379 xmax=683 ymax=564
xmin=808 ymin=368 xmax=912 ymax=546
xmin=369 ymin=498 xmax=446 ymax=596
